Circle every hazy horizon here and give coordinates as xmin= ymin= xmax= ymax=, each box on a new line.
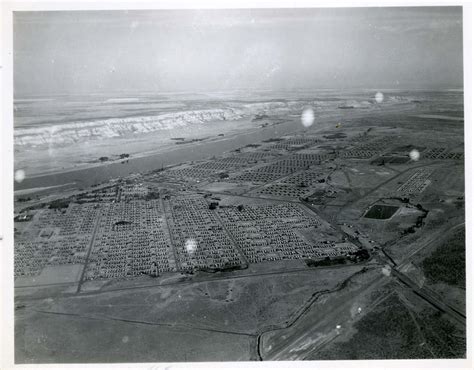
xmin=14 ymin=7 xmax=463 ymax=97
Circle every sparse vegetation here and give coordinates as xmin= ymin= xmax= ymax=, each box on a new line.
xmin=313 ymin=294 xmax=465 ymax=360
xmin=198 ymin=263 xmax=245 ymax=273
xmin=305 ymin=249 xmax=369 ymax=268
xmin=144 ymin=191 xmax=160 ymax=200
xmin=305 ymin=256 xmax=346 ymax=267
xmin=49 ymin=199 xmax=70 ymax=210
xmin=422 ymin=229 xmax=465 ymax=288
xmin=262 ymin=137 xmax=283 ymax=143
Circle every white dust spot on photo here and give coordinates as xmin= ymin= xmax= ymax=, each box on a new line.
xmin=185 ymin=239 xmax=197 ymax=254
xmin=122 ymin=336 xmax=129 ymax=343
xmin=382 ymin=265 xmax=392 ymax=276
xmin=301 ymin=108 xmax=315 ymax=128
xmin=336 ymin=325 xmax=341 ymax=329
xmin=375 ymin=92 xmax=384 ymax=103
xmin=358 ymin=307 xmax=362 ymax=314
xmin=15 ymin=169 xmax=26 ymax=183
xmin=409 ymin=149 xmax=420 ymax=161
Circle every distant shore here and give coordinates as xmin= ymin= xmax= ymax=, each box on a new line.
xmin=14 ymin=93 xmax=434 ymax=193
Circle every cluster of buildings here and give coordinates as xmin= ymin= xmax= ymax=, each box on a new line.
xmin=217 ymin=203 xmax=327 ymax=263
xmin=256 ymin=168 xmax=328 ymax=199
xmin=397 ymin=168 xmax=435 ymax=196
xmin=86 ymin=200 xmax=175 ymax=279
xmin=17 ymin=130 xmax=463 ymax=282
xmin=423 ymin=147 xmax=464 ymax=160
xmin=166 ymin=195 xmax=245 ymax=271
xmin=233 ymin=157 xmax=317 ymax=183
xmin=14 ymin=204 xmax=99 ymax=277
xmin=339 ymin=137 xmax=395 ymax=159
xmin=264 ymin=136 xmax=318 ymax=151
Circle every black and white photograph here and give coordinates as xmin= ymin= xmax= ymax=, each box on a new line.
xmin=1 ymin=1 xmax=471 ymax=368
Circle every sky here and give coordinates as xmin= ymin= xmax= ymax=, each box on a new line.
xmin=13 ymin=7 xmax=463 ymax=96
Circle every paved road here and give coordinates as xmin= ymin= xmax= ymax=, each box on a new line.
xmin=76 ymin=211 xmax=102 ymax=293
xmin=160 ymin=197 xmax=181 ymax=271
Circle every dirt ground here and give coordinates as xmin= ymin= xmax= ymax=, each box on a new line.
xmin=15 ymin=309 xmax=252 ymax=363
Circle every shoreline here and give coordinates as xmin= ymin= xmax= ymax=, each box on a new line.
xmin=14 ymin=101 xmax=422 ymax=193
xmin=17 ymin=125 xmax=265 ymax=181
